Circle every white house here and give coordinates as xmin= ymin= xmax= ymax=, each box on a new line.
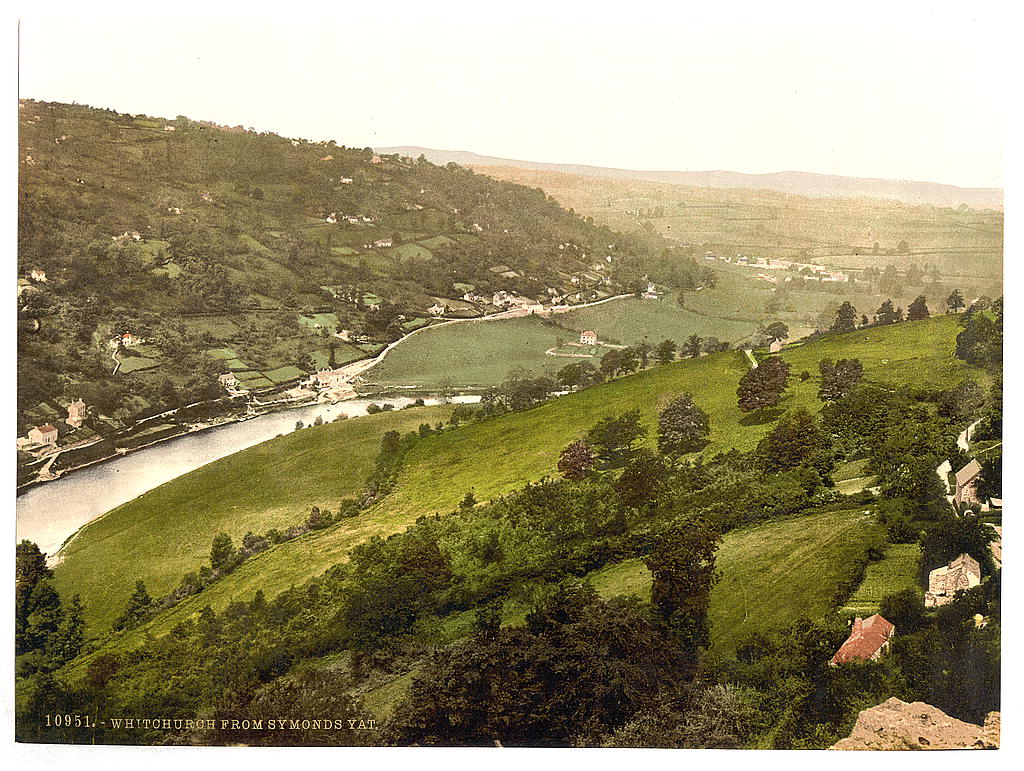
xmin=325 ymin=213 xmax=337 ymax=224
xmin=30 ymin=269 xmax=48 ymax=282
xmin=66 ymin=399 xmax=87 ymax=428
xmin=580 ymin=330 xmax=598 ymax=345
xmin=28 ymin=424 xmax=58 ymax=447
xmin=339 ymin=177 xmax=354 ymax=184
xmin=428 ymin=303 xmax=447 ymax=316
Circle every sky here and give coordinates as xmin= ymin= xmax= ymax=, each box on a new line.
xmin=15 ymin=6 xmax=1008 ymax=188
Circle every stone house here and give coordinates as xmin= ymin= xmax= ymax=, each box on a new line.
xmin=925 ymin=553 xmax=981 ymax=608
xmin=954 ymin=460 xmax=983 ymax=506
xmin=830 ymin=614 xmax=895 ymax=665
xmin=28 ymin=424 xmax=58 ymax=447
xmin=66 ymin=399 xmax=87 ymax=428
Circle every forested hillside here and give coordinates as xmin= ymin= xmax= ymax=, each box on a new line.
xmin=17 ymin=100 xmax=672 ymax=433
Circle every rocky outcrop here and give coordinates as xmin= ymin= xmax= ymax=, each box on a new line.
xmin=830 ymin=698 xmax=999 ymax=750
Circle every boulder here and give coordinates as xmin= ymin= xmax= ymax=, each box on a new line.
xmin=830 ymin=697 xmax=999 ymax=750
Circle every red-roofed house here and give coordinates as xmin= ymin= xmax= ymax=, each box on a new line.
xmin=28 ymin=424 xmax=58 ymax=447
xmin=580 ymin=330 xmax=597 ymax=345
xmin=830 ymin=614 xmax=895 ymax=666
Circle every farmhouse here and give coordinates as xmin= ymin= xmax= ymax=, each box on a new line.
xmin=428 ymin=303 xmax=447 ymax=316
xmin=28 ymin=424 xmax=58 ymax=447
xmin=30 ymin=269 xmax=48 ymax=282
xmin=580 ymin=330 xmax=598 ymax=345
xmin=66 ymin=398 xmax=87 ymax=428
xmin=829 ymin=614 xmax=895 ymax=666
xmin=925 ymin=553 xmax=981 ymax=608
xmin=109 ymin=331 xmax=144 ymax=349
xmin=325 ymin=213 xmax=337 ymax=224
xmin=954 ymin=460 xmax=983 ymax=506
xmin=769 ymin=339 xmax=784 ymax=353
xmin=374 ymin=238 xmax=394 ymax=248
xmin=219 ymin=373 xmax=239 ymax=391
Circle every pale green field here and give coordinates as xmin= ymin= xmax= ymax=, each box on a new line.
xmin=842 ymin=544 xmax=922 ymax=615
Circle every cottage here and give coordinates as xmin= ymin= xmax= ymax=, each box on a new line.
xmin=925 ymin=553 xmax=981 ymax=608
xmin=30 ymin=269 xmax=48 ymax=282
xmin=325 ymin=213 xmax=337 ymax=224
xmin=66 ymin=399 xmax=87 ymax=428
xmin=580 ymin=330 xmax=598 ymax=346
xmin=109 ymin=331 xmax=144 ymax=349
xmin=428 ymin=303 xmax=447 ymax=316
xmin=164 ymin=125 xmax=176 ymax=132
xmin=829 ymin=614 xmax=895 ymax=665
xmin=319 ymin=155 xmax=334 ymax=162
xmin=219 ymin=373 xmax=239 ymax=390
xmin=28 ymin=424 xmax=58 ymax=447
xmin=769 ymin=339 xmax=784 ymax=353
xmin=373 ymin=238 xmax=393 ymax=248
xmin=339 ymin=177 xmax=354 ymax=184
xmin=954 ymin=460 xmax=983 ymax=506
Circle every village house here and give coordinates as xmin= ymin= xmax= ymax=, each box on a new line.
xmin=325 ymin=213 xmax=337 ymax=224
xmin=66 ymin=399 xmax=87 ymax=428
xmin=769 ymin=339 xmax=784 ymax=353
xmin=925 ymin=553 xmax=982 ymax=608
xmin=30 ymin=269 xmax=48 ymax=282
xmin=109 ymin=331 xmax=144 ymax=350
xmin=339 ymin=177 xmax=354 ymax=184
xmin=462 ymin=292 xmax=478 ymax=303
xmin=114 ymin=230 xmax=142 ymax=242
xmin=320 ymin=155 xmax=334 ymax=162
xmin=954 ymin=459 xmax=984 ymax=507
xmin=219 ymin=372 xmax=239 ymax=391
xmin=164 ymin=125 xmax=176 ymax=132
xmin=428 ymin=303 xmax=447 ymax=316
xmin=580 ymin=330 xmax=598 ymax=346
xmin=373 ymin=238 xmax=393 ymax=248
xmin=829 ymin=614 xmax=895 ymax=665
xmin=28 ymin=424 xmax=59 ymax=448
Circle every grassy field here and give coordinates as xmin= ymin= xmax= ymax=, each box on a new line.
xmin=58 ymin=316 xmax=975 ymax=668
xmin=841 ymin=544 xmax=922 ymax=616
xmin=588 ymin=508 xmax=882 ymax=655
xmin=53 ymin=405 xmax=453 ymax=633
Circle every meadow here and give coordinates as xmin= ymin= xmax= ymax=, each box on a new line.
xmin=587 ymin=508 xmax=882 ymax=654
xmin=52 ymin=405 xmax=453 ymax=632
xmin=841 ymin=543 xmax=923 ymax=616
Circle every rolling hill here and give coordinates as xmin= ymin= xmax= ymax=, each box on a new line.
xmin=377 ymin=147 xmax=1003 ymax=210
xmin=55 ymin=314 xmax=979 ymax=645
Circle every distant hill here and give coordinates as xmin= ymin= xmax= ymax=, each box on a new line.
xmin=378 ymin=147 xmax=1003 ymax=210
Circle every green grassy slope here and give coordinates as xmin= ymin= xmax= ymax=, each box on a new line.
xmin=841 ymin=544 xmax=922 ymax=616
xmin=61 ymin=315 xmax=974 ymax=663
xmin=588 ymin=508 xmax=881 ymax=655
xmin=53 ymin=405 xmax=452 ymax=632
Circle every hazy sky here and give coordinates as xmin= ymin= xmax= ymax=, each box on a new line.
xmin=18 ymin=6 xmax=1006 ymax=188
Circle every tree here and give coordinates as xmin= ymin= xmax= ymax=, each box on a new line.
xmin=682 ymin=334 xmax=702 ymax=358
xmin=874 ymin=299 xmax=902 ymax=325
xmin=210 ymin=533 xmax=236 ymax=571
xmin=830 ymin=302 xmax=858 ymax=334
xmin=737 ymin=356 xmax=790 ymax=412
xmin=947 ymin=289 xmax=966 ymax=314
xmin=908 ymin=295 xmax=930 ymax=321
xmin=818 ymin=358 xmax=863 ymax=401
xmin=937 ymin=379 xmax=986 ymax=421
xmin=763 ymin=322 xmax=789 ymax=345
xmin=655 ymin=339 xmax=677 ymax=365
xmin=460 ymin=490 xmax=478 ymax=509
xmin=557 ymin=440 xmax=596 ymax=480
xmin=112 ymin=580 xmax=153 ymax=631
xmin=16 ymin=541 xmax=53 ymax=654
xmin=647 ymin=516 xmax=721 ymax=656
xmin=755 ymin=409 xmax=834 ymax=476
xmin=657 ymin=394 xmax=711 ymax=455
xmin=585 ymin=410 xmax=647 ymax=469
xmin=599 ymin=349 xmax=622 ymax=379
xmin=614 ymin=449 xmax=668 ymax=508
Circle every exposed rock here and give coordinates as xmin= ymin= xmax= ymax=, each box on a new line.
xmin=830 ymin=697 xmax=999 ymax=750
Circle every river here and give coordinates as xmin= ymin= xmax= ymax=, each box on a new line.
xmin=16 ymin=395 xmax=480 ymax=559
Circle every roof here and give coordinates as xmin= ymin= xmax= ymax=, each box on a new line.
xmin=34 ymin=423 xmax=58 ymax=434
xmin=955 ymin=459 xmax=983 ymax=486
xmin=581 ymin=330 xmax=596 ymax=336
xmin=830 ymin=614 xmax=895 ymax=665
